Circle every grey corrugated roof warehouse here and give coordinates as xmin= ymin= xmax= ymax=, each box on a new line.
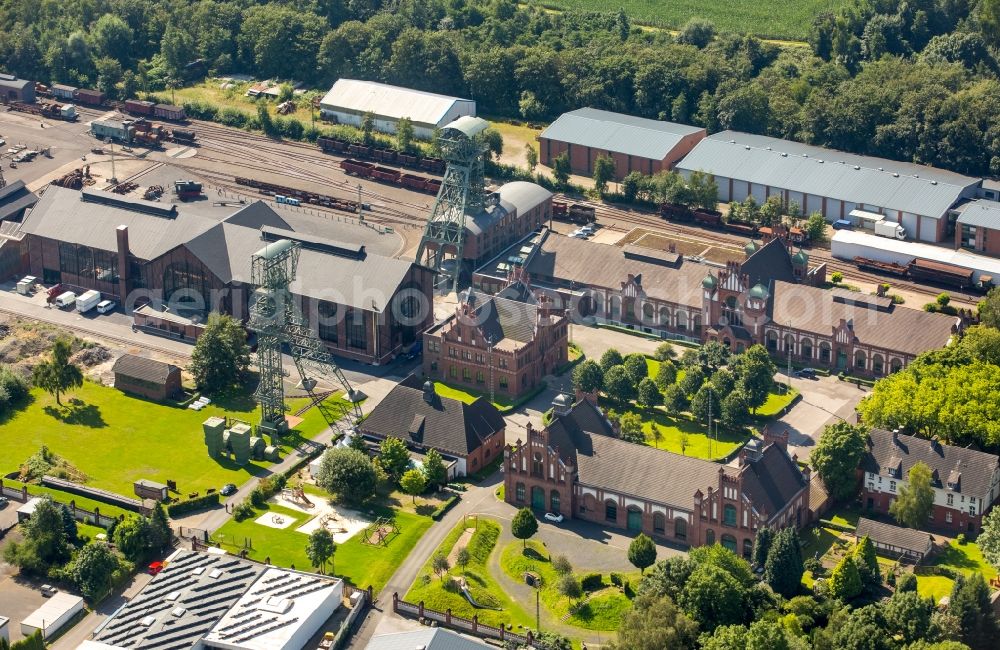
xmin=319 ymin=79 xmax=475 ymax=137
xmin=955 ymin=198 xmax=1000 ymax=229
xmin=540 ymin=107 xmax=705 ymax=161
xmin=366 ymin=629 xmax=490 ymax=650
xmin=677 ymin=130 xmax=982 ymax=241
xmin=0 ymin=180 xmax=38 ymax=221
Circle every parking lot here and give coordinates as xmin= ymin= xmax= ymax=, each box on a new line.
xmin=0 ymin=551 xmax=48 ymax=644
xmin=774 ymin=372 xmax=869 ymax=462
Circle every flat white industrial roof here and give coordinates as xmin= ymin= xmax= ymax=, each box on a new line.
xmin=202 ymin=566 xmax=341 ymax=650
xmin=17 ymin=497 xmax=43 ymax=516
xmin=831 ymin=229 xmax=1000 ymax=280
xmin=21 ymin=591 xmax=84 ymax=631
xmin=319 ymin=79 xmax=474 ymax=126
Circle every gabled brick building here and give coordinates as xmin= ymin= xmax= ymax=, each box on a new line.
xmin=861 ymin=428 xmax=1000 ymax=534
xmin=504 ymin=396 xmax=809 ymax=556
xmin=422 ymin=279 xmax=568 ymax=400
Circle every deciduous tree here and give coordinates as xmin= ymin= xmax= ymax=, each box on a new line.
xmin=306 ymin=529 xmax=336 ymax=574
xmin=395 ymin=116 xmax=414 ymax=152
xmin=600 ymin=349 xmax=624 ymax=372
xmin=71 ymin=542 xmax=121 ymax=600
xmin=400 ymin=468 xmax=426 ymax=503
xmin=432 ymin=553 xmax=450 ymax=579
xmin=572 ymin=360 xmax=603 ymax=394
xmin=603 ymin=365 xmax=636 ymax=403
xmin=315 ymin=447 xmax=377 ymax=504
xmin=609 ymin=594 xmax=698 ymax=650
xmin=593 ymin=154 xmax=616 ymax=196
xmin=811 ymin=422 xmax=867 ymax=501
xmin=890 ymin=461 xmax=935 ymax=529
xmin=551 ymin=152 xmax=571 ymax=188
xmin=618 ymin=412 xmax=645 ymax=444
xmin=422 ymin=448 xmax=447 ymax=489
xmin=731 ymin=345 xmax=776 ymax=413
xmin=190 ymin=313 xmax=250 ymax=394
xmin=655 ymin=361 xmax=678 ymax=391
xmin=949 ymin=573 xmax=999 ymax=650
xmin=379 ymin=436 xmax=411 ymax=480
xmin=623 ymin=353 xmax=649 ymax=386
xmin=637 ymin=378 xmax=662 ymax=409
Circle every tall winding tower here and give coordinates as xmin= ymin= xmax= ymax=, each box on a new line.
xmin=414 ymin=116 xmax=490 ymax=294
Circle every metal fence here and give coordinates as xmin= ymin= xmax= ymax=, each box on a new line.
xmin=392 ymin=593 xmax=544 ymax=648
xmin=0 ymin=481 xmax=121 ymax=528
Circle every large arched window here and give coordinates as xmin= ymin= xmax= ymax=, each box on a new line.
xmin=659 ymin=307 xmax=670 ymax=326
xmin=653 ymin=512 xmax=665 ymax=534
xmin=723 ymin=504 xmax=737 ymax=527
xmin=532 ymin=453 xmax=543 ymax=477
xmin=163 ymin=259 xmax=211 ymax=310
xmin=784 ymin=333 xmax=795 ymax=352
xmin=873 ymin=354 xmax=885 ymax=375
xmin=855 ymin=351 xmax=866 ymax=369
xmin=706 ymin=529 xmax=715 ymax=545
xmin=743 ymin=539 xmax=752 ymax=560
xmin=766 ymin=330 xmax=779 ymax=351
xmin=819 ymin=342 xmax=832 ymax=362
xmin=605 ymin=500 xmax=617 ymax=522
xmin=643 ymin=302 xmax=654 ymax=321
xmin=723 ymin=296 xmax=742 ymax=326
xmin=515 ymin=483 xmax=525 ymax=503
xmin=675 ymin=517 xmax=687 ymax=540
xmin=801 ymin=339 xmax=813 ymax=359
xmin=721 ymin=534 xmax=737 ymax=553
xmin=890 ymin=358 xmax=903 ymax=373
xmin=550 ymin=490 xmax=561 ymax=513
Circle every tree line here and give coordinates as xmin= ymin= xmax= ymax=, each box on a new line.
xmin=4 ymin=0 xmax=1000 ymax=174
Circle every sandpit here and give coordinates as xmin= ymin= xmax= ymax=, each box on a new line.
xmin=254 ymin=511 xmax=297 ymax=530
xmin=271 ymin=491 xmax=371 ymax=544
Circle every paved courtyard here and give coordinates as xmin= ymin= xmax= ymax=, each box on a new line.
xmin=772 ymin=373 xmax=869 ymax=462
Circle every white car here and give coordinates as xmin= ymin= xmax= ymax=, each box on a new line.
xmin=579 ymin=225 xmax=595 ymax=235
xmin=96 ymin=299 xmax=116 ymax=314
xmin=544 ymin=512 xmax=564 ymax=523
xmin=568 ymin=230 xmax=588 ymax=239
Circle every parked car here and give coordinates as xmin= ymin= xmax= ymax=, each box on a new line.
xmin=579 ymin=224 xmax=595 ymax=235
xmin=446 ymin=483 xmax=467 ymax=492
xmin=220 ymin=483 xmax=237 ymax=496
xmin=40 ymin=584 xmax=57 ymax=597
xmin=96 ymin=299 xmax=116 ymax=314
xmin=569 ymin=230 xmax=588 ymax=239
xmin=795 ymin=367 xmax=817 ymax=379
xmin=544 ymin=512 xmax=564 ymax=523
xmin=0 ymin=496 xmax=8 ymax=508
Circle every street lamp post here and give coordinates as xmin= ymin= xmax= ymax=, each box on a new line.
xmin=106 ymin=138 xmax=117 ymax=185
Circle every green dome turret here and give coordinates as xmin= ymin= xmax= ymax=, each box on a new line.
xmin=749 ymin=283 xmax=769 ymax=300
xmin=792 ymin=250 xmax=809 ymax=265
xmin=744 ymin=240 xmax=758 ymax=256
xmin=702 ymin=274 xmax=718 ymax=290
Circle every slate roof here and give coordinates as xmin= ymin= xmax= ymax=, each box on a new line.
xmin=740 ymin=237 xmax=797 ymax=287
xmin=359 ymin=374 xmax=505 ymax=457
xmin=545 ymin=401 xmax=807 ymax=519
xmin=862 ymin=428 xmax=1000 ymax=497
xmin=540 ymin=107 xmax=705 ymax=161
xmin=456 ymin=289 xmax=540 ymax=349
xmin=0 ymin=180 xmax=38 ymax=221
xmin=677 ymin=131 xmax=979 ymax=219
xmin=856 ymin=517 xmax=933 ymax=554
xmin=955 ymin=199 xmax=1000 ymax=230
xmin=366 ymin=629 xmax=490 ymax=650
xmin=492 ymin=229 xmax=706 ymax=308
xmin=546 ymin=401 xmax=732 ymax=509
xmin=112 ymin=354 xmax=179 ymax=384
xmin=740 ymin=443 xmax=809 ymax=517
xmin=319 ymin=79 xmax=474 ymax=127
xmin=767 ymin=281 xmax=957 ymax=357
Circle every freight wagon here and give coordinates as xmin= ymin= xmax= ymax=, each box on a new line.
xmin=124 ymin=99 xmax=155 ymax=117
xmin=74 ymin=88 xmax=105 ymax=106
xmin=153 ymin=104 xmax=186 ymax=121
xmin=337 ymin=158 xmax=439 ymax=194
xmin=552 ymin=201 xmax=596 ymax=224
xmin=235 ymin=177 xmax=365 ymax=214
xmin=8 ymin=101 xmax=77 ymax=121
xmin=51 ymin=84 xmax=77 ymax=100
xmin=316 ymin=136 xmax=447 ymax=174
xmin=170 ymin=128 xmax=197 ymax=144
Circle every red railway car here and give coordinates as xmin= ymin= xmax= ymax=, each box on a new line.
xmin=153 ymin=104 xmax=186 ymax=121
xmin=424 ymin=179 xmax=442 ymax=194
xmin=74 ymin=88 xmax=105 ymax=105
xmin=348 ymin=143 xmax=373 ymax=158
xmin=371 ymin=165 xmax=401 ymax=183
xmin=340 ymin=159 xmax=374 ymax=177
xmin=401 ymin=173 xmax=429 ymax=191
xmin=693 ymin=209 xmax=723 ymax=228
xmin=725 ymin=221 xmax=757 ymax=236
xmin=660 ymin=202 xmax=693 ymax=221
xmin=124 ymin=99 xmax=155 ymax=116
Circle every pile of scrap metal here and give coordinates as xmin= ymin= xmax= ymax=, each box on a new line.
xmin=51 ymin=166 xmax=93 ymax=190
xmin=143 ymin=185 xmax=164 ymax=200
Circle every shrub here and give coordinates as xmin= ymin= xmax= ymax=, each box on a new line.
xmin=430 ymin=495 xmax=459 ymax=520
xmin=957 ymin=533 xmax=966 ymax=545
xmin=610 ymin=572 xmax=625 ymax=587
xmin=233 ymin=500 xmax=255 ymax=522
xmin=831 ymin=271 xmax=844 ymax=283
xmin=580 ymin=572 xmax=604 ymax=591
xmin=166 ymin=492 xmax=220 ymax=517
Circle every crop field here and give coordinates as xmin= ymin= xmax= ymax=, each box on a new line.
xmin=526 ymin=0 xmax=849 ymax=41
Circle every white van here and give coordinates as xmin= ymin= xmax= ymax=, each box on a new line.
xmin=76 ymin=289 xmax=101 ymax=313
xmin=54 ymin=291 xmax=77 ymax=308
xmin=96 ymin=299 xmax=116 ymax=314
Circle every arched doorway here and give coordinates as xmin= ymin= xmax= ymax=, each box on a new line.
xmin=626 ymin=507 xmax=643 ymax=532
xmin=675 ymin=517 xmax=687 ymax=540
xmin=531 ymin=486 xmax=544 ymax=510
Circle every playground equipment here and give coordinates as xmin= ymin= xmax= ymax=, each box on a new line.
xmin=362 ymin=517 xmax=400 ymax=547
xmin=319 ymin=512 xmax=348 ymax=535
xmin=282 ymin=486 xmax=315 ymax=509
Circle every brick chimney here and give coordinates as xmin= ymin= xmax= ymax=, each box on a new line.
xmin=115 ymin=225 xmax=130 ymax=305
xmin=762 ymin=427 xmax=789 ymax=452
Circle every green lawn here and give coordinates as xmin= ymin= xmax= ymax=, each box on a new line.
xmin=0 ymin=381 xmax=339 ymax=497
xmin=405 ymin=519 xmax=536 ymax=630
xmin=640 ymin=410 xmax=746 ymax=460
xmin=499 ymin=539 xmax=638 ymax=631
xmin=526 ymin=0 xmax=843 ymax=39
xmin=1 ymin=478 xmax=134 ymax=522
xmin=433 ymin=382 xmax=514 ymax=411
xmin=214 ymin=502 xmax=432 ymax=592
xmin=913 ymin=539 xmax=998 ymax=602
xmin=755 ymin=388 xmax=800 ymax=418
xmin=916 ymin=573 xmax=954 ymax=602
xmin=824 ymin=506 xmax=861 ymax=530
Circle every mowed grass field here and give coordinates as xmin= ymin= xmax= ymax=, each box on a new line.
xmin=0 ymin=381 xmax=338 ymax=496
xmin=526 ymin=0 xmax=849 ymax=40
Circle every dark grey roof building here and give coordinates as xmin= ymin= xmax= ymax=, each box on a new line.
xmin=365 ymin=629 xmax=490 ymax=650
xmin=359 ymin=374 xmax=506 ymax=476
xmin=855 ymin=517 xmax=934 ymax=562
xmin=861 ymin=428 xmax=1000 ymax=534
xmin=0 ymin=74 xmax=34 ymax=103
xmin=0 ymin=181 xmax=38 ymax=222
xmin=504 ymin=397 xmax=810 ymax=553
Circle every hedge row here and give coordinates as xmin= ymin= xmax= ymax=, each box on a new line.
xmin=431 ymin=495 xmax=459 ymax=521
xmin=167 ymin=492 xmax=220 ymax=517
xmin=817 ymin=518 xmax=857 ymax=533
